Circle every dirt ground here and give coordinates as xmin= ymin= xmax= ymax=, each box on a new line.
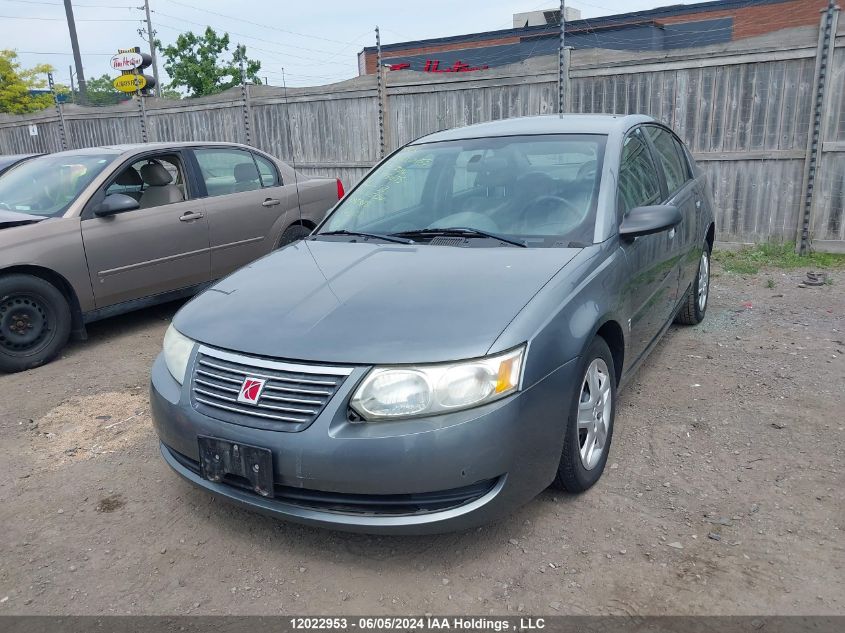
xmin=0 ymin=262 xmax=842 ymax=616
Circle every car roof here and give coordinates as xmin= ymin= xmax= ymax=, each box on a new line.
xmin=0 ymin=153 xmax=42 ymax=168
xmin=411 ymin=114 xmax=655 ymax=144
xmin=41 ymin=141 xmax=253 ymax=159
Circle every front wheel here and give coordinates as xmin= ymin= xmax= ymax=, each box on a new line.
xmin=0 ymin=274 xmax=71 ymax=373
xmin=675 ymin=243 xmax=711 ymax=325
xmin=552 ymin=336 xmax=617 ymax=492
xmin=277 ymin=224 xmax=313 ymax=248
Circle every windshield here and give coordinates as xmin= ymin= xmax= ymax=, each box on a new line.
xmin=320 ymin=134 xmax=606 ymax=246
xmin=0 ymin=153 xmax=116 ymax=217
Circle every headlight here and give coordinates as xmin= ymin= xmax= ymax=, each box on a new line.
xmin=350 ymin=346 xmax=525 ymax=421
xmin=162 ymin=324 xmax=195 ymax=384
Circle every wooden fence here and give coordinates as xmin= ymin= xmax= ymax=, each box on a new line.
xmin=1 ymin=19 xmax=842 ymax=250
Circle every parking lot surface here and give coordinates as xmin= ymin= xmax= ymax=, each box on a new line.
xmin=1 ymin=263 xmax=842 ymax=615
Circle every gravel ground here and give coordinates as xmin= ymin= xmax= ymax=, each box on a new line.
xmin=0 ymin=263 xmax=842 ymax=616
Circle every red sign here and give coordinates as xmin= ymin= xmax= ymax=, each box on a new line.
xmin=388 ymin=59 xmax=489 ymax=73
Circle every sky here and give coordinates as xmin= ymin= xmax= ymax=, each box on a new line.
xmin=1 ymin=0 xmax=712 ymax=89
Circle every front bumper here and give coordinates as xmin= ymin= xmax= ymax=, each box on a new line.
xmin=150 ymin=351 xmax=578 ymax=534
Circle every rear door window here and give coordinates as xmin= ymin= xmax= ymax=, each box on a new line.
xmin=253 ymin=153 xmax=281 ymax=187
xmin=194 ymin=148 xmax=261 ymax=197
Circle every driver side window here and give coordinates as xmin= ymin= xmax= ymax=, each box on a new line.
xmin=617 ymin=130 xmax=661 ymax=216
xmin=105 ymin=155 xmax=187 ymax=208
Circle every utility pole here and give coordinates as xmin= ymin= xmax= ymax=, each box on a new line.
xmin=63 ymin=0 xmax=87 ymax=104
xmin=68 ymin=65 xmax=76 ymax=103
xmin=141 ymin=0 xmax=162 ymax=97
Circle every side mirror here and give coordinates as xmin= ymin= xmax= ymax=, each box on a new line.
xmin=94 ymin=193 xmax=140 ymax=217
xmin=619 ymin=205 xmax=681 ymax=239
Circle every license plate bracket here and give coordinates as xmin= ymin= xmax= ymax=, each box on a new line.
xmin=198 ymin=436 xmax=274 ymax=498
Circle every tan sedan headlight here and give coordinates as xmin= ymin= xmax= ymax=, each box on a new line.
xmin=162 ymin=324 xmax=195 ymax=385
xmin=350 ymin=346 xmax=525 ymax=421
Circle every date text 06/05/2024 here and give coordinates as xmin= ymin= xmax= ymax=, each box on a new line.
xmin=289 ymin=617 xmax=546 ymax=630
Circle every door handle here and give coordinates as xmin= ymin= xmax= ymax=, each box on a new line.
xmin=179 ymin=211 xmax=204 ymax=222
xmin=262 ymin=198 xmax=281 ymax=207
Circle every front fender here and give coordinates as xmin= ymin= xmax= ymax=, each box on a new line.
xmin=488 ymin=241 xmax=628 ymax=388
xmin=0 ymin=217 xmax=94 ymax=312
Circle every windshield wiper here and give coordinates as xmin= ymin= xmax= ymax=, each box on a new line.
xmin=314 ymin=230 xmax=414 ymax=245
xmin=395 ymin=227 xmax=527 ymax=248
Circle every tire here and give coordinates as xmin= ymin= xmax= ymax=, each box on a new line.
xmin=552 ymin=336 xmax=617 ymax=493
xmin=675 ymin=242 xmax=711 ymax=325
xmin=0 ymin=274 xmax=71 ymax=373
xmin=277 ymin=224 xmax=313 ymax=248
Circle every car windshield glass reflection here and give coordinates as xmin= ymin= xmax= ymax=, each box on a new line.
xmin=319 ymin=134 xmax=606 ymax=247
xmin=0 ymin=153 xmax=116 ymax=217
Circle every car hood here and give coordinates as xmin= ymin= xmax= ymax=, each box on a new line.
xmin=175 ymin=240 xmax=580 ymax=364
xmin=0 ymin=209 xmax=47 ymax=229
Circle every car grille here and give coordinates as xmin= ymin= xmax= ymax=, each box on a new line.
xmin=167 ymin=446 xmax=498 ymax=516
xmin=190 ymin=346 xmax=353 ymax=432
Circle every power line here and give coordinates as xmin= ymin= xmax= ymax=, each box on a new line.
xmin=163 ymin=0 xmax=362 ymax=46
xmin=0 ymin=13 xmax=139 ymax=20
xmin=0 ymin=0 xmax=135 ymax=7
xmin=15 ymin=49 xmax=115 ymax=55
xmin=152 ymin=10 xmax=346 ymax=57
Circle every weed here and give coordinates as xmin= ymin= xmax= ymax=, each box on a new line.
xmin=713 ymin=242 xmax=845 ymax=275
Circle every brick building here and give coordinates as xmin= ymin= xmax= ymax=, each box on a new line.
xmin=358 ymin=0 xmax=827 ymax=76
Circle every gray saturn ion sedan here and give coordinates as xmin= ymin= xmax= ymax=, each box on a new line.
xmin=151 ymin=114 xmax=715 ymax=534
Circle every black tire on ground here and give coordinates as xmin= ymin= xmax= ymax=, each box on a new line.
xmin=675 ymin=241 xmax=711 ymax=325
xmin=277 ymin=224 xmax=313 ymax=248
xmin=551 ymin=336 xmax=617 ymax=493
xmin=0 ymin=274 xmax=71 ymax=373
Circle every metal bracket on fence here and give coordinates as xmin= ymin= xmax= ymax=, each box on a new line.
xmin=136 ymin=92 xmax=149 ymax=143
xmin=558 ymin=0 xmax=567 ymax=114
xmin=239 ymin=50 xmax=253 ymax=146
xmin=376 ymin=26 xmax=385 ymax=159
xmin=798 ymin=1 xmax=839 ymax=255
xmin=47 ymin=72 xmax=68 ymax=151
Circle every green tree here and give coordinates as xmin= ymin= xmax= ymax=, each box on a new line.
xmin=84 ymin=74 xmax=125 ymax=106
xmin=156 ymin=27 xmax=261 ymax=97
xmin=0 ymin=50 xmax=54 ymax=114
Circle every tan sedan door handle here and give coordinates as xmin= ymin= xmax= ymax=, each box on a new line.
xmin=179 ymin=211 xmax=205 ymax=222
xmin=262 ymin=198 xmax=281 ymax=207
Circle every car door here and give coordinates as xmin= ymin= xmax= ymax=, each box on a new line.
xmin=80 ymin=151 xmax=212 ymax=308
xmin=190 ymin=147 xmax=296 ymax=279
xmin=643 ymin=125 xmax=700 ymax=301
xmin=617 ymin=127 xmax=677 ymax=365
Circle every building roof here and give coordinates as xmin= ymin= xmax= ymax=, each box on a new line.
xmin=360 ymin=0 xmax=794 ymax=54
xmin=411 ymin=114 xmax=654 ymax=144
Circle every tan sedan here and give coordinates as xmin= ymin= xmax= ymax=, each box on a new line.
xmin=0 ymin=142 xmax=343 ymax=372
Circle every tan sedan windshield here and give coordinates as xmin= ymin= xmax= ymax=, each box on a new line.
xmin=0 ymin=154 xmax=115 ymax=217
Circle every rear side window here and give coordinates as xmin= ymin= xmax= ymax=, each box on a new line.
xmin=645 ymin=126 xmax=688 ymax=195
xmin=618 ymin=130 xmax=661 ymax=214
xmin=194 ymin=148 xmax=261 ymax=197
xmin=253 ymin=153 xmax=281 ymax=187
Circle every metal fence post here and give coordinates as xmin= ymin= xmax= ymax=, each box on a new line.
xmin=797 ymin=0 xmax=838 ymax=254
xmin=47 ymin=72 xmax=68 ymax=151
xmin=239 ymin=48 xmax=253 ymax=146
xmin=376 ymin=26 xmax=385 ymax=159
xmin=558 ymin=0 xmax=567 ymax=114
xmin=137 ymin=92 xmax=149 ymax=143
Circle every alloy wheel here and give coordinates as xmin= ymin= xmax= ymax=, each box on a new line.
xmin=577 ymin=358 xmax=612 ymax=470
xmin=698 ymin=250 xmax=710 ymax=312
